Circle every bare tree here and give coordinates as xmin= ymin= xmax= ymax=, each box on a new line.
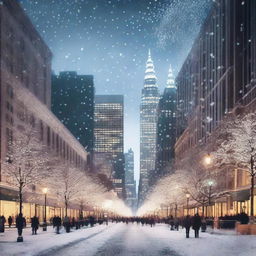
xmin=211 ymin=112 xmax=256 ymax=217
xmin=50 ymin=164 xmax=89 ymax=216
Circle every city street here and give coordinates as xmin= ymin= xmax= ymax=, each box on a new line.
xmin=1 ymin=223 xmax=255 ymax=256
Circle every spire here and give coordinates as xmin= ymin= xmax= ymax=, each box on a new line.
xmin=148 ymin=49 xmax=151 ymax=60
xmin=166 ymin=65 xmax=176 ymax=89
xmin=144 ymin=49 xmax=157 ymax=87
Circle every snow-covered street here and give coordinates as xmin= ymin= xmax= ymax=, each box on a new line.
xmin=0 ymin=223 xmax=256 ymax=256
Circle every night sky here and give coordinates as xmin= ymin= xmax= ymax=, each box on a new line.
xmin=20 ymin=0 xmax=213 ymax=184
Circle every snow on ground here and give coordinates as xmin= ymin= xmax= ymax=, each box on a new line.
xmin=0 ymin=223 xmax=115 ymax=256
xmin=0 ymin=223 xmax=256 ymax=256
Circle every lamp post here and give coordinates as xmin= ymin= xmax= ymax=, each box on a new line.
xmin=42 ymin=188 xmax=48 ymax=231
xmin=186 ymin=193 xmax=190 ymax=215
xmin=208 ymin=180 xmax=214 ymax=217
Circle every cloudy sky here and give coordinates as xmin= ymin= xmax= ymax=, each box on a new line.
xmin=20 ymin=0 xmax=213 ymax=184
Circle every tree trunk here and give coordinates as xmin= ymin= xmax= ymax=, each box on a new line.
xmin=250 ymin=156 xmax=254 ymax=217
xmin=251 ymin=174 xmax=254 ymax=217
xmin=202 ymin=204 xmax=205 ymax=217
xmin=19 ymin=184 xmax=22 ymax=215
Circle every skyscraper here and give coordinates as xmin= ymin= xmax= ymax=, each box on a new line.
xmin=175 ymin=0 xmax=256 ymax=215
xmin=139 ymin=50 xmax=160 ymax=205
xmin=124 ymin=149 xmax=137 ymax=213
xmin=153 ymin=66 xmax=177 ymax=185
xmin=52 ymin=72 xmax=94 ymax=153
xmin=94 ymin=95 xmax=125 ymax=198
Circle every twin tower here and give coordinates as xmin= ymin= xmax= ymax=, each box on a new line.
xmin=139 ymin=50 xmax=176 ymax=205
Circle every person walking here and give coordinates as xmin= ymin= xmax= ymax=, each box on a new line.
xmin=169 ymin=215 xmax=174 ymax=230
xmin=0 ymin=215 xmax=6 ymax=232
xmin=192 ymin=213 xmax=202 ymax=238
xmin=16 ymin=213 xmax=25 ymax=242
xmin=8 ymin=216 xmax=13 ymax=228
xmin=55 ymin=216 xmax=61 ymax=234
xmin=31 ymin=216 xmax=39 ymax=235
xmin=201 ymin=217 xmax=207 ymax=232
xmin=183 ymin=215 xmax=191 ymax=238
xmin=174 ymin=218 xmax=179 ymax=231
xmin=63 ymin=216 xmax=70 ymax=233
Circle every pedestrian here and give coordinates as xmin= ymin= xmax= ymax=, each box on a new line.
xmin=55 ymin=216 xmax=61 ymax=234
xmin=16 ymin=213 xmax=25 ymax=242
xmin=8 ymin=216 xmax=13 ymax=228
xmin=72 ymin=217 xmax=75 ymax=228
xmin=31 ymin=216 xmax=39 ymax=235
xmin=0 ymin=215 xmax=6 ymax=232
xmin=169 ymin=215 xmax=174 ymax=230
xmin=52 ymin=216 xmax=56 ymax=229
xmin=174 ymin=218 xmax=179 ymax=231
xmin=201 ymin=217 xmax=207 ymax=232
xmin=183 ymin=215 xmax=191 ymax=238
xmin=239 ymin=212 xmax=249 ymax=224
xmin=192 ymin=213 xmax=202 ymax=238
xmin=63 ymin=216 xmax=71 ymax=233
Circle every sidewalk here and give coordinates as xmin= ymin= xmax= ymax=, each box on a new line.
xmin=0 ymin=223 xmax=112 ymax=256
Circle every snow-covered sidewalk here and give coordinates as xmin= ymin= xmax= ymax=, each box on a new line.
xmin=0 ymin=223 xmax=115 ymax=256
xmin=0 ymin=223 xmax=256 ymax=256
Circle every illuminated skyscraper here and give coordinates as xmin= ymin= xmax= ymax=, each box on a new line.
xmin=94 ymin=95 xmax=125 ymax=198
xmin=154 ymin=66 xmax=177 ymax=185
xmin=138 ymin=50 xmax=160 ymax=205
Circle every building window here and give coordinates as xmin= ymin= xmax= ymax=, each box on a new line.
xmin=40 ymin=121 xmax=44 ymax=141
xmin=47 ymin=126 xmax=50 ymax=146
xmin=6 ymin=84 xmax=14 ymax=99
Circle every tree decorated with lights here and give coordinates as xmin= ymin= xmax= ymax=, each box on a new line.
xmin=211 ymin=112 xmax=256 ymax=217
xmin=1 ymin=127 xmax=49 ymax=215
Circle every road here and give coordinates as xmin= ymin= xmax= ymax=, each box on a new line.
xmin=42 ymin=223 xmax=181 ymax=256
xmin=1 ymin=223 xmax=255 ymax=256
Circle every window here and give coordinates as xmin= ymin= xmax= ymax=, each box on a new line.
xmin=40 ymin=121 xmax=44 ymax=141
xmin=47 ymin=126 xmax=50 ymax=146
xmin=6 ymin=84 xmax=14 ymax=98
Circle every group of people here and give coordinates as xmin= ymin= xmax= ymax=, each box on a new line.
xmin=183 ymin=214 xmax=202 ymax=238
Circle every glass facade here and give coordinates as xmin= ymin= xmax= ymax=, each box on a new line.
xmin=139 ymin=50 xmax=160 ymax=205
xmin=154 ymin=66 xmax=177 ymax=185
xmin=94 ymin=95 xmax=125 ymax=198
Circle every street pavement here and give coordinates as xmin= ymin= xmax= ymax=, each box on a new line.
xmin=47 ymin=223 xmax=181 ymax=256
xmin=1 ymin=223 xmax=256 ymax=256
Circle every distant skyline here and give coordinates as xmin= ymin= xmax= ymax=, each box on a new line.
xmin=20 ymin=0 xmax=213 ymax=185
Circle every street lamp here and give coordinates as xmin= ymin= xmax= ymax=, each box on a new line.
xmin=42 ymin=187 xmax=48 ymax=231
xmin=204 ymin=154 xmax=212 ymax=166
xmin=207 ymin=180 xmax=214 ymax=217
xmin=186 ymin=193 xmax=190 ymax=215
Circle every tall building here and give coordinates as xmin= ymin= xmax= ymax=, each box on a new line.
xmin=51 ymin=72 xmax=94 ymax=153
xmin=139 ymin=50 xmax=160 ymax=205
xmin=124 ymin=149 xmax=137 ymax=213
xmin=175 ymin=0 xmax=256 ymax=215
xmin=176 ymin=0 xmax=256 ymax=160
xmin=94 ymin=95 xmax=125 ymax=198
xmin=0 ymin=0 xmax=89 ymax=219
xmin=153 ymin=66 xmax=177 ymax=185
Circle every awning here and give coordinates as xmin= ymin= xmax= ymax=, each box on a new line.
xmin=230 ymin=189 xmax=250 ymax=202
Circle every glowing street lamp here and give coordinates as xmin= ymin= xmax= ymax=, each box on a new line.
xmin=204 ymin=154 xmax=212 ymax=166
xmin=42 ymin=187 xmax=48 ymax=231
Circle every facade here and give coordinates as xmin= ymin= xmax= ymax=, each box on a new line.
xmin=94 ymin=95 xmax=125 ymax=198
xmin=139 ymin=50 xmax=160 ymax=205
xmin=175 ymin=0 xmax=256 ymax=216
xmin=0 ymin=0 xmax=90 ymax=220
xmin=154 ymin=66 xmax=177 ymax=185
xmin=52 ymin=71 xmax=94 ymax=154
xmin=124 ymin=149 xmax=137 ymax=213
